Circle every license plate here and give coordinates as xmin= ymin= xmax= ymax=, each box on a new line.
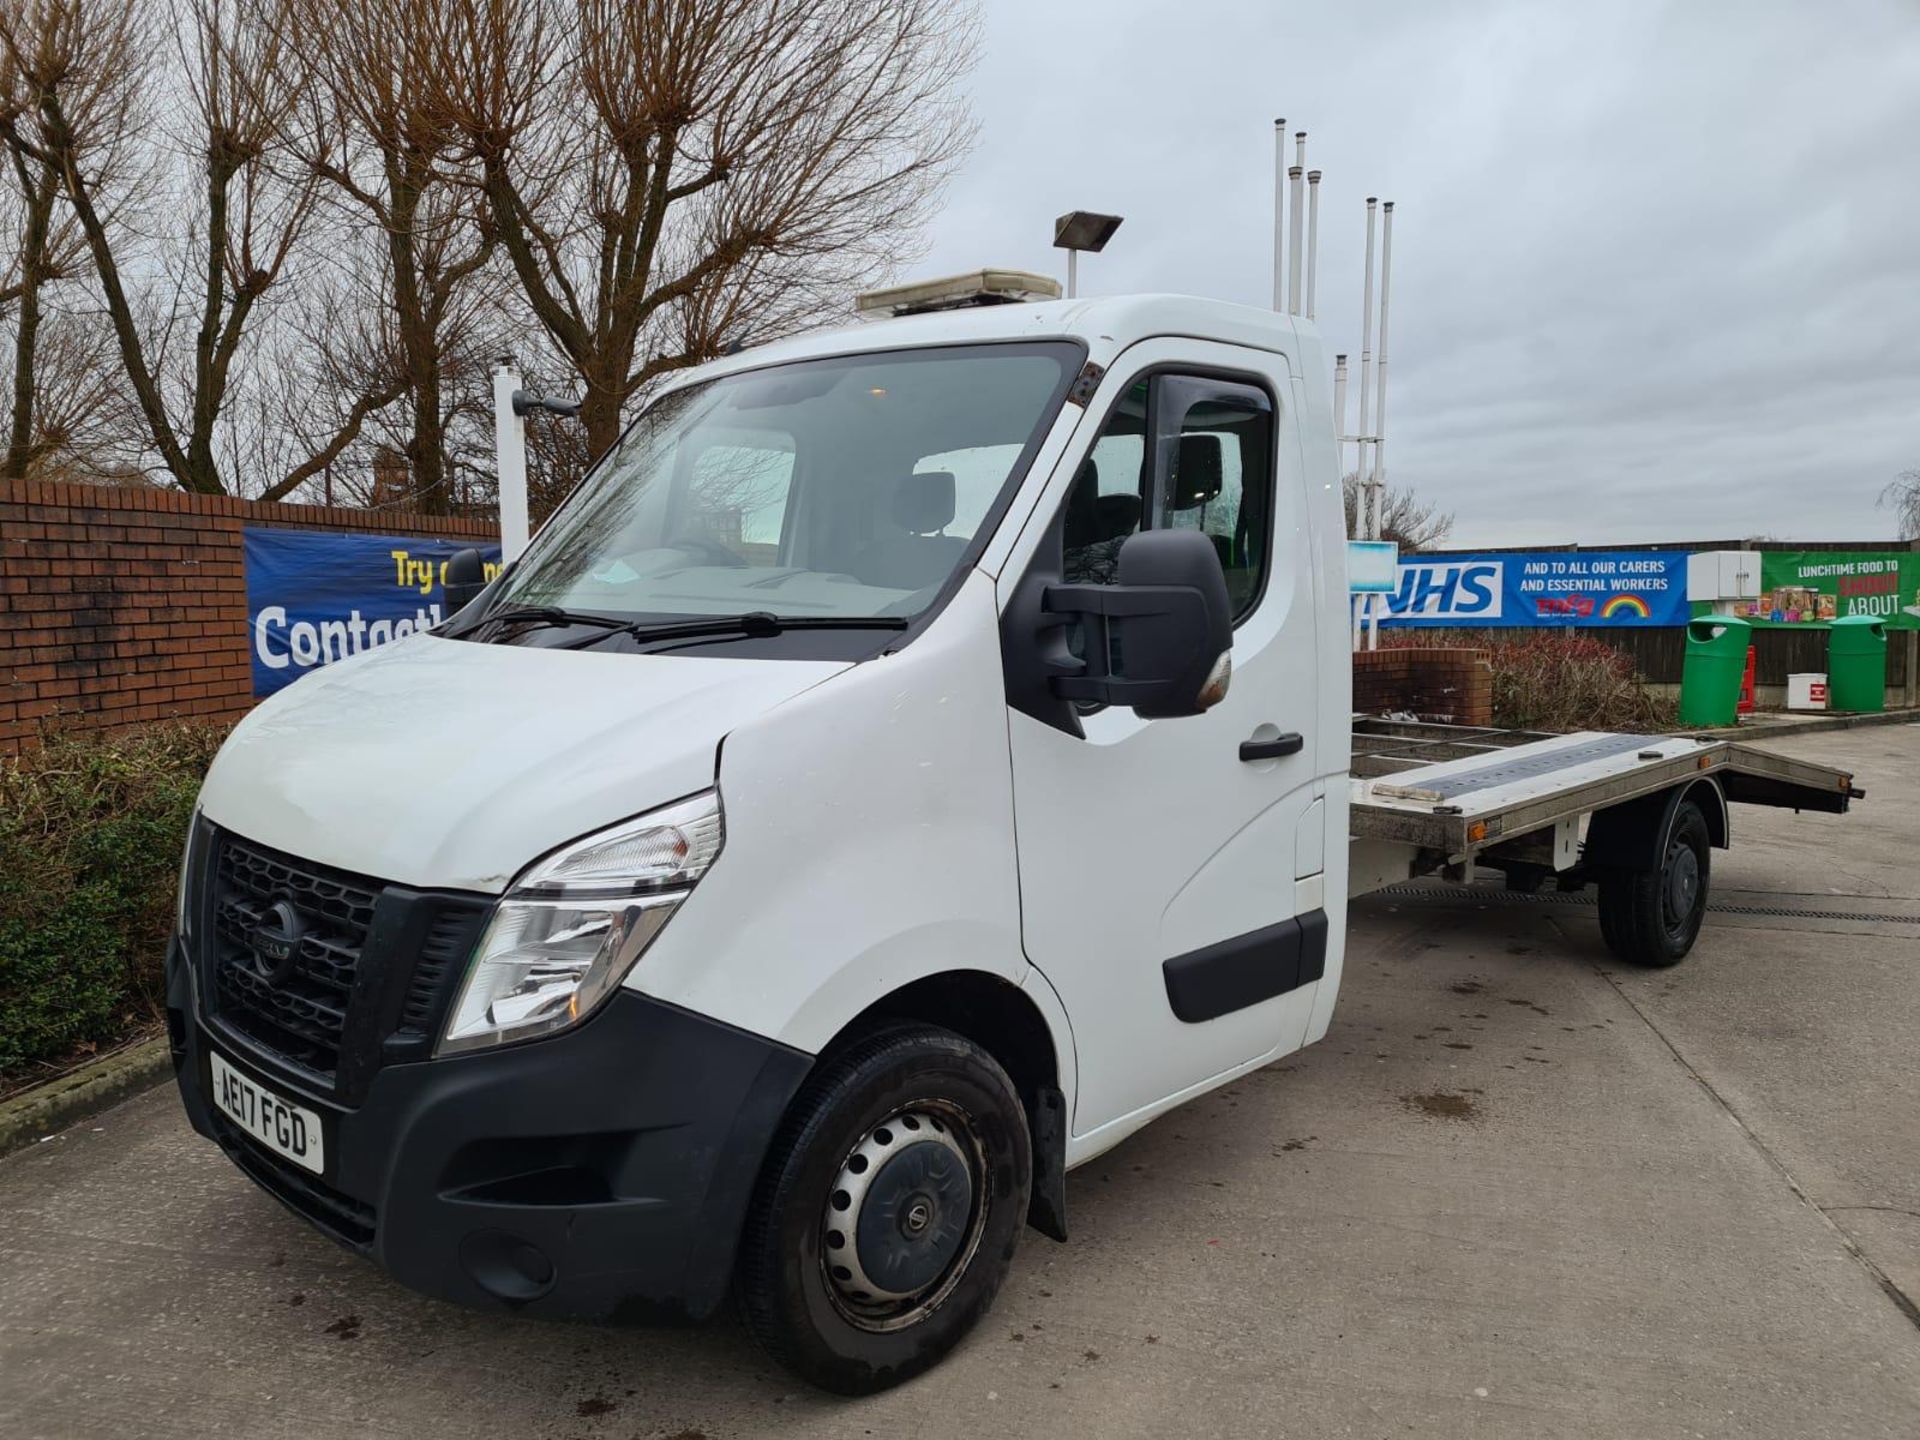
xmin=210 ymin=1050 xmax=326 ymax=1175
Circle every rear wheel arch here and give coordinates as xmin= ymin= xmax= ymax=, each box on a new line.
xmin=1585 ymin=775 xmax=1728 ymax=870
xmin=1688 ymin=776 xmax=1730 ymax=849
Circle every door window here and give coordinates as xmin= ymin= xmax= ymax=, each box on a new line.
xmin=1154 ymin=384 xmax=1273 ymax=616
xmin=1060 ymin=374 xmax=1273 ymax=617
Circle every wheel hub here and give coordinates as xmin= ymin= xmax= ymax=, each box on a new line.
xmin=1666 ymin=844 xmax=1700 ymax=924
xmin=823 ymin=1109 xmax=976 ymax=1312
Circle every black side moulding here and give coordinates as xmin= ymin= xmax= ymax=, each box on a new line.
xmin=1161 ymin=909 xmax=1329 ymax=1024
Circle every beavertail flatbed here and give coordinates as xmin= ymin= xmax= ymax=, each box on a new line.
xmin=1347 ymin=719 xmax=1862 ymax=962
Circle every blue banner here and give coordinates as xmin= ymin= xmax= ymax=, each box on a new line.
xmin=243 ymin=529 xmax=502 ymax=698
xmin=1380 ymin=550 xmax=1688 ymax=628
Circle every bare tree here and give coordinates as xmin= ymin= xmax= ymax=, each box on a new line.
xmin=20 ymin=307 xmax=136 ymax=476
xmin=0 ymin=2 xmax=122 ymax=476
xmin=0 ymin=0 xmax=379 ymax=494
xmin=0 ymin=148 xmax=62 ymax=473
xmin=212 ymin=248 xmax=406 ymax=502
xmin=425 ymin=0 xmax=977 ymax=456
xmin=0 ymin=0 xmax=977 ymax=506
xmin=292 ymin=0 xmax=502 ymax=512
xmin=1343 ymin=472 xmax=1455 ymax=552
xmin=1882 ymin=468 xmax=1920 ymax=541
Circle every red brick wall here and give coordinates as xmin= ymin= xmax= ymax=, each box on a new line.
xmin=1353 ymin=647 xmax=1494 ymax=727
xmin=0 ymin=479 xmax=497 ymax=752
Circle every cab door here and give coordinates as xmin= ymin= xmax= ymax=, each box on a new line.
xmin=1000 ymin=341 xmax=1324 ymax=1140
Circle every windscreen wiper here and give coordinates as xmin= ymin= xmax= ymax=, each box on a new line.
xmin=558 ymin=611 xmax=910 ymax=651
xmin=464 ymin=604 xmax=629 ymax=639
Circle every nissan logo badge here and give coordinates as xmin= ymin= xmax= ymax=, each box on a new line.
xmin=251 ymin=899 xmax=305 ymax=984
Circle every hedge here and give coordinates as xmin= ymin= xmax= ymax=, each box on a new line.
xmin=1383 ymin=629 xmax=1677 ymax=732
xmin=0 ymin=723 xmax=228 ymax=1081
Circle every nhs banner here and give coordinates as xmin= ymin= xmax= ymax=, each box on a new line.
xmin=1383 ymin=550 xmax=1688 ymax=628
xmin=243 ymin=529 xmax=502 ymax=698
xmin=1387 ymin=556 xmax=1506 ymax=622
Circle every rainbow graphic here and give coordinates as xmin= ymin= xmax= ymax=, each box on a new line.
xmin=1600 ymin=594 xmax=1652 ymax=620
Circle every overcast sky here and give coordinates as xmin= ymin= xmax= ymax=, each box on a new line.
xmin=914 ymin=0 xmax=1920 ymax=548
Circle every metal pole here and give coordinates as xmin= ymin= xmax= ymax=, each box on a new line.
xmin=1333 ymin=353 xmax=1348 ymax=451
xmin=1355 ymin=197 xmax=1378 ymax=518
xmin=1305 ymin=170 xmax=1322 ymax=321
xmin=1372 ymin=200 xmax=1395 ymax=506
xmin=1067 ymin=248 xmax=1078 ymax=299
xmin=1366 ymin=201 xmax=1395 ymax=652
xmin=1287 ymin=157 xmax=1305 ymax=313
xmin=1272 ymin=118 xmax=1287 ymax=310
xmin=1367 ymin=203 xmax=1395 ymax=547
xmin=493 ymin=356 xmax=530 ymax=560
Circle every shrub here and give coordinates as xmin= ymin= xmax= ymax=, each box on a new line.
xmin=1384 ymin=630 xmax=1676 ymax=732
xmin=0 ymin=723 xmax=229 ymax=1081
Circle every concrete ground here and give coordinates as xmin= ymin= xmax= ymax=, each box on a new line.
xmin=3 ymin=727 xmax=1917 ymax=1439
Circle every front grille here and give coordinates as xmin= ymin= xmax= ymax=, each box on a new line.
xmin=210 ymin=1111 xmax=376 ymax=1248
xmin=195 ymin=825 xmax=495 ymax=1101
xmin=208 ymin=836 xmax=381 ymax=1085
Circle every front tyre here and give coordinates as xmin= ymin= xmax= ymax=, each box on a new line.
xmin=737 ymin=1025 xmax=1031 ymax=1394
xmin=1597 ymin=799 xmax=1711 ymax=967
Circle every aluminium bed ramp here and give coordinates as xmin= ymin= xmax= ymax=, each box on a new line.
xmin=1348 ymin=719 xmax=1860 ymax=861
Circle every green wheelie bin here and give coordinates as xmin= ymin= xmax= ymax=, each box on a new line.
xmin=1828 ymin=614 xmax=1887 ymax=713
xmin=1678 ymin=616 xmax=1751 ymax=726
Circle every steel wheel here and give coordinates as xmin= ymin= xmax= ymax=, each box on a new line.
xmin=737 ymin=1024 xmax=1031 ymax=1394
xmin=820 ymin=1102 xmax=988 ymax=1331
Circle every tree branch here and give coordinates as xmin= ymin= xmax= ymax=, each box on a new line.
xmin=256 ymin=373 xmax=406 ymax=502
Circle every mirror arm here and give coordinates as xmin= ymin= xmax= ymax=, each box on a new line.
xmin=1040 ymin=583 xmax=1208 ymax=702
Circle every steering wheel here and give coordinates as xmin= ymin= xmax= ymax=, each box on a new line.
xmin=667 ymin=536 xmax=747 ymax=567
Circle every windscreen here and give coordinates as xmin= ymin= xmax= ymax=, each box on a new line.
xmin=490 ymin=343 xmax=1078 ymax=623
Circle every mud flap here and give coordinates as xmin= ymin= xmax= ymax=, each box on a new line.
xmin=1026 ymin=1085 xmax=1068 ymax=1242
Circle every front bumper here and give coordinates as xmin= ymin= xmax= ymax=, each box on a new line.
xmin=166 ymin=937 xmax=811 ymax=1322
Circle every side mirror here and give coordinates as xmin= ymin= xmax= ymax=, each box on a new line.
xmin=1044 ymin=529 xmax=1233 ymax=718
xmin=443 ymin=548 xmax=488 ymax=615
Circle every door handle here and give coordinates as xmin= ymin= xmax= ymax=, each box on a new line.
xmin=1239 ymin=731 xmax=1304 ymax=762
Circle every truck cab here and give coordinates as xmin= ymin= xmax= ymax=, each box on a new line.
xmin=169 ymin=288 xmax=1356 ymax=1392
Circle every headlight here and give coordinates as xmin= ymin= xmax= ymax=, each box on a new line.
xmin=437 ymin=791 xmax=723 ymax=1056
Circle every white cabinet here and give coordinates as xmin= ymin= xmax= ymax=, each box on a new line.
xmin=1687 ymin=550 xmax=1761 ymax=602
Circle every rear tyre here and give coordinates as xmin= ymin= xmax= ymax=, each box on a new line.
xmin=1503 ymin=867 xmax=1545 ymax=894
xmin=736 ymin=1024 xmax=1031 ymax=1395
xmin=1596 ymin=799 xmax=1710 ymax=967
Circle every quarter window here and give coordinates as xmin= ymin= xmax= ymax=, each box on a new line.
xmin=1062 ymin=380 xmax=1148 ymax=586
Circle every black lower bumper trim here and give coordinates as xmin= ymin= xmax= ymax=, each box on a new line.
xmin=168 ymin=937 xmax=812 ymax=1322
xmin=210 ymin=1110 xmax=377 ymax=1245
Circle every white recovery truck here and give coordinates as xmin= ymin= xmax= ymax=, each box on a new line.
xmin=167 ymin=280 xmax=1861 ymax=1393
